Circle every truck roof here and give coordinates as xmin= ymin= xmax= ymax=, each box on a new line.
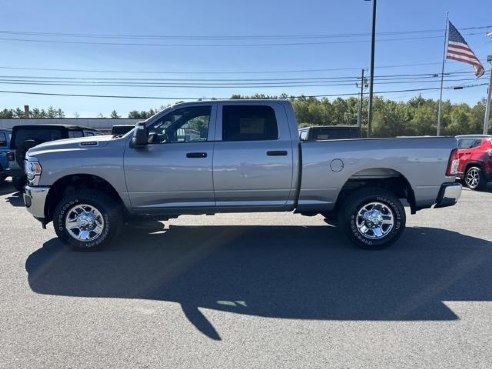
xmin=172 ymin=99 xmax=291 ymax=107
xmin=11 ymin=124 xmax=99 ymax=131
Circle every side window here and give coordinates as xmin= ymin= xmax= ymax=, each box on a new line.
xmin=68 ymin=130 xmax=84 ymax=138
xmin=0 ymin=132 xmax=6 ymax=147
xmin=458 ymin=139 xmax=473 ymax=149
xmin=148 ymin=106 xmax=211 ymax=144
xmin=471 ymin=139 xmax=482 ymax=148
xmin=222 ymin=105 xmax=278 ymax=142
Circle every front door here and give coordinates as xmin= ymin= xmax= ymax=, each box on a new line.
xmin=124 ymin=104 xmax=216 ymax=213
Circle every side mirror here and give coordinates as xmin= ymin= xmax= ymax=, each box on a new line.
xmin=131 ymin=122 xmax=148 ymax=147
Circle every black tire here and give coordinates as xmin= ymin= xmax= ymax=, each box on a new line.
xmin=338 ymin=188 xmax=406 ymax=250
xmin=464 ymin=166 xmax=486 ymax=191
xmin=0 ymin=164 xmax=5 ymax=183
xmin=53 ymin=189 xmax=123 ymax=251
xmin=12 ymin=176 xmax=27 ymax=192
xmin=322 ymin=212 xmax=338 ymax=226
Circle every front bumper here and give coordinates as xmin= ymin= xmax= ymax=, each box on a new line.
xmin=434 ymin=182 xmax=462 ymax=208
xmin=24 ymin=185 xmax=50 ymax=222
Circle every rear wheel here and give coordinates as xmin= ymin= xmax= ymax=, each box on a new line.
xmin=464 ymin=166 xmax=486 ymax=191
xmin=338 ymin=188 xmax=406 ymax=250
xmin=53 ymin=189 xmax=123 ymax=251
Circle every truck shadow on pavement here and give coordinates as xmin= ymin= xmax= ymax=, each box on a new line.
xmin=5 ymin=192 xmax=24 ymax=206
xmin=0 ymin=182 xmax=24 ymax=205
xmin=26 ymin=224 xmax=492 ymax=341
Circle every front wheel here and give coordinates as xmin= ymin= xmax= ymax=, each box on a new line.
xmin=53 ymin=189 xmax=123 ymax=251
xmin=338 ymin=188 xmax=406 ymax=250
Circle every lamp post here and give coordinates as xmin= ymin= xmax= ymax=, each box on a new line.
xmin=483 ymin=55 xmax=492 ymax=135
xmin=365 ymin=0 xmax=377 ymax=137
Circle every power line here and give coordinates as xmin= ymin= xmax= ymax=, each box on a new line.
xmin=0 ymin=77 xmax=476 ymax=89
xmin=0 ymin=78 xmax=476 ymax=88
xmin=0 ymin=31 xmax=487 ymax=48
xmin=0 ymin=83 xmax=486 ymax=100
xmin=0 ymin=25 xmax=489 ymax=40
xmin=0 ymin=61 xmax=443 ymax=75
xmin=0 ymin=70 xmax=471 ymax=82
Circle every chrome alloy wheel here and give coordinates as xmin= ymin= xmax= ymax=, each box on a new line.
xmin=65 ymin=204 xmax=105 ymax=242
xmin=355 ymin=201 xmax=394 ymax=239
xmin=465 ymin=167 xmax=480 ymax=189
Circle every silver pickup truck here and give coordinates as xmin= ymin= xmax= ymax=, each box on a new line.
xmin=23 ymin=100 xmax=462 ymax=251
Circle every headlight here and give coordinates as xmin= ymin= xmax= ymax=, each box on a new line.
xmin=25 ymin=161 xmax=42 ymax=181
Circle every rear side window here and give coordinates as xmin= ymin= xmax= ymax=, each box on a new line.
xmin=222 ymin=105 xmax=278 ymax=142
xmin=458 ymin=138 xmax=483 ymax=149
xmin=471 ymin=139 xmax=482 ymax=148
xmin=68 ymin=130 xmax=84 ymax=138
xmin=13 ymin=129 xmax=63 ymax=149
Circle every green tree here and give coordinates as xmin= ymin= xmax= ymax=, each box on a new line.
xmin=0 ymin=109 xmax=14 ymax=118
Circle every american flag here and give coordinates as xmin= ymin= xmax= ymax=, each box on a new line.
xmin=447 ymin=21 xmax=484 ymax=77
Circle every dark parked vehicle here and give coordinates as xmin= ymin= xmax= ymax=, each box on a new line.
xmin=7 ymin=124 xmax=102 ymax=191
xmin=456 ymin=134 xmax=492 ymax=190
xmin=0 ymin=128 xmax=12 ymax=183
xmin=111 ymin=124 xmax=135 ymax=135
xmin=299 ymin=125 xmax=361 ymax=141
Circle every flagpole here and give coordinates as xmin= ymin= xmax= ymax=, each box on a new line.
xmin=437 ymin=13 xmax=449 ymax=136
xmin=484 ymin=66 xmax=492 ymax=135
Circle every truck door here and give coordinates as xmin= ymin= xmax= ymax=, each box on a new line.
xmin=124 ymin=104 xmax=216 ymax=212
xmin=212 ymin=103 xmax=295 ymax=210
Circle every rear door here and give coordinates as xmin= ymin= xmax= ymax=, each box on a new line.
xmin=457 ymin=138 xmax=480 ymax=174
xmin=212 ymin=102 xmax=295 ymax=210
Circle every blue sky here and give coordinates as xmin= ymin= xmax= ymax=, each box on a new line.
xmin=0 ymin=0 xmax=491 ymax=117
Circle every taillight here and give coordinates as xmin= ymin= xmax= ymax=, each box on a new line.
xmin=446 ymin=148 xmax=459 ymax=176
xmin=6 ymin=151 xmax=14 ymax=161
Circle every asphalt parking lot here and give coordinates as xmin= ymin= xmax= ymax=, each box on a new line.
xmin=1 ymin=180 xmax=492 ymax=369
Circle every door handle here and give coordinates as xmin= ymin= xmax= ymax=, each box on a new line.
xmin=186 ymin=152 xmax=207 ymax=158
xmin=267 ymin=150 xmax=288 ymax=156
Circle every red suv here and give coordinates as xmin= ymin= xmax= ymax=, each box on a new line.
xmin=456 ymin=135 xmax=492 ymax=190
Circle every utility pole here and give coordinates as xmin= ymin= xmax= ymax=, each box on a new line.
xmin=357 ymin=69 xmax=365 ymax=128
xmin=366 ymin=0 xmax=377 ymax=138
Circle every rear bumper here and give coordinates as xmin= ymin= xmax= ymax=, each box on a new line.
xmin=434 ymin=182 xmax=462 ymax=208
xmin=24 ymin=185 xmax=50 ymax=222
